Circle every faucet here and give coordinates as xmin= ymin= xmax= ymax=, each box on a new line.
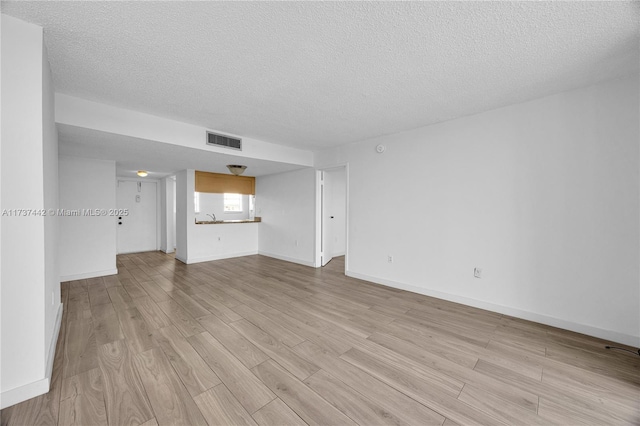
xmin=206 ymin=213 xmax=216 ymax=222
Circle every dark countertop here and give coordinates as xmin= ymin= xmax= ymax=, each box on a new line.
xmin=195 ymin=217 xmax=261 ymax=225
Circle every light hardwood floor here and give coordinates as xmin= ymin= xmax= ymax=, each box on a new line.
xmin=2 ymin=252 xmax=639 ymax=425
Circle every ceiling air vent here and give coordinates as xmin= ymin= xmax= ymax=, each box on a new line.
xmin=206 ymin=131 xmax=242 ymax=151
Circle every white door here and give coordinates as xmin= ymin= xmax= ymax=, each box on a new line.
xmin=117 ymin=180 xmax=157 ymax=254
xmin=328 ymin=169 xmax=346 ymax=256
xmin=321 ymin=172 xmax=333 ymax=266
xmin=321 ymin=168 xmax=347 ymax=266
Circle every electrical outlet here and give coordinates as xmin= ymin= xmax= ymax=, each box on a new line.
xmin=388 ymin=255 xmax=393 ymax=263
xmin=474 ymin=267 xmax=482 ymax=278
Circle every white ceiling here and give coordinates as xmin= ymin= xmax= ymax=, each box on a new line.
xmin=58 ymin=124 xmax=306 ymax=179
xmin=3 ymin=1 xmax=639 ymax=155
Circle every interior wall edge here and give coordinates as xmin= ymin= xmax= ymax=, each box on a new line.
xmin=183 ymin=250 xmax=259 ymax=265
xmin=258 ymin=251 xmax=316 ymax=268
xmin=0 ymin=302 xmax=61 ymax=409
xmin=44 ymin=303 xmax=62 ymax=386
xmin=59 ymin=268 xmax=118 ymax=283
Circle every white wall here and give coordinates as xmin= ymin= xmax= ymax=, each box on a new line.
xmin=160 ymin=176 xmax=175 ymax=253
xmin=59 ymin=156 xmax=117 ymax=281
xmin=176 ymin=170 xmax=258 ymax=264
xmin=1 ymin=14 xmax=61 ymax=408
xmin=195 ymin=192 xmax=251 ymax=221
xmin=316 ymin=76 xmax=639 ymax=346
xmin=42 ymin=42 xmax=60 ymax=370
xmin=257 ymin=168 xmax=317 ymax=266
xmin=172 ymin=178 xmax=176 ymax=250
xmin=175 ymin=170 xmax=189 ymax=262
xmin=187 ymin=222 xmax=259 ymax=263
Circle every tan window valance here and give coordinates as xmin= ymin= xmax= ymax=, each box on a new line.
xmin=195 ymin=171 xmax=255 ymax=195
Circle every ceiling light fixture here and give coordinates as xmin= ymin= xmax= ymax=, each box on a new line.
xmin=226 ymin=165 xmax=247 ymax=176
xmin=137 ymin=170 xmax=148 ymax=177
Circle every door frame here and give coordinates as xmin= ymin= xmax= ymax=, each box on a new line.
xmin=315 ymin=164 xmax=349 ymax=271
xmin=116 ymin=177 xmax=162 ymax=253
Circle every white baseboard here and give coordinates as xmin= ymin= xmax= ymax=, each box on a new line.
xmin=346 ymin=270 xmax=640 ymax=347
xmin=0 ymin=376 xmax=50 ymax=410
xmin=185 ymin=250 xmax=259 ymax=264
xmin=60 ymin=268 xmax=118 ymax=282
xmin=258 ymin=251 xmax=316 ymax=268
xmin=45 ymin=303 xmax=63 ymax=382
xmin=0 ymin=303 xmax=63 ymax=410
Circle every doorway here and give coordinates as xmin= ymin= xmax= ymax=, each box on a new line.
xmin=116 ymin=180 xmax=157 ymax=254
xmin=317 ymin=166 xmax=348 ymax=268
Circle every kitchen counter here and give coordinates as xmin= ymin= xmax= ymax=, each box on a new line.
xmin=195 ymin=217 xmax=261 ymax=225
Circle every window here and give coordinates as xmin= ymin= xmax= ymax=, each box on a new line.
xmin=224 ymin=193 xmax=243 ymax=212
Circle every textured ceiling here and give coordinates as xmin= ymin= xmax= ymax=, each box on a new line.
xmin=3 ymin=1 xmax=639 ymax=150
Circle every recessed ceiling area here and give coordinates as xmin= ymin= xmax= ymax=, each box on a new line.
xmin=58 ymin=124 xmax=307 ymax=179
xmin=3 ymin=1 xmax=638 ymax=151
